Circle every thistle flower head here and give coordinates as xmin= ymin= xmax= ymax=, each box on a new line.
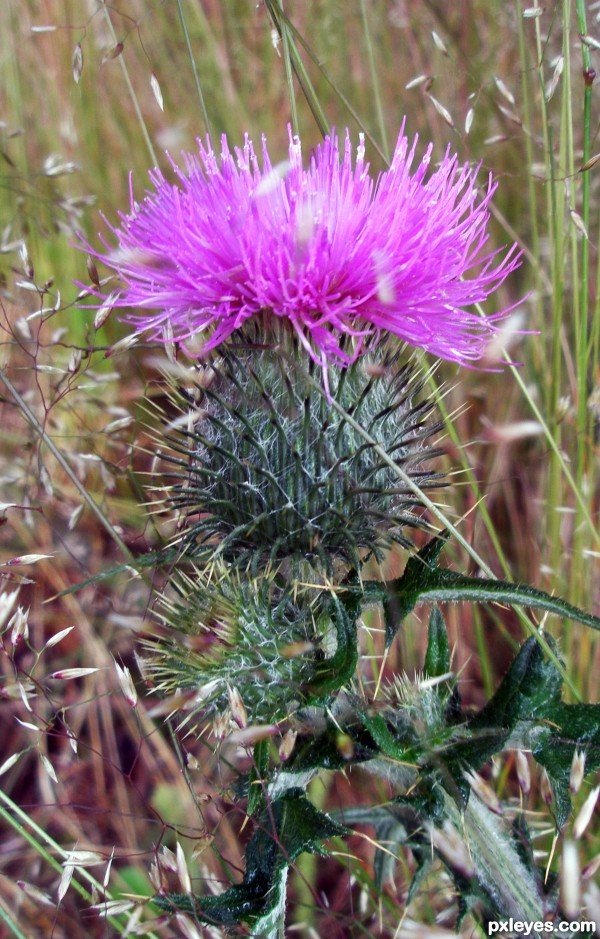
xmin=143 ymin=563 xmax=331 ymax=727
xmin=82 ymin=123 xmax=522 ymax=369
xmin=157 ymin=337 xmax=442 ymax=574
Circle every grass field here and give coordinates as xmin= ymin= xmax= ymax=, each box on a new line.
xmin=0 ymin=1 xmax=599 ymax=936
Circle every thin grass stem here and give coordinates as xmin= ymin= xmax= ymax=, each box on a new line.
xmin=285 ymin=34 xmax=330 ymax=137
xmin=0 ymin=904 xmax=28 ymax=939
xmin=100 ymin=3 xmax=158 ymax=166
xmin=573 ymin=0 xmax=595 ymax=560
xmin=175 ymin=0 xmax=213 ymax=147
xmin=506 ymin=356 xmax=599 ymax=548
xmin=0 ymin=789 xmax=162 ymax=936
xmin=359 ymin=0 xmax=389 ymax=160
xmin=265 ymin=3 xmax=388 ymax=162
xmin=0 ymin=366 xmax=136 ymax=565
xmin=270 ymin=0 xmax=299 ymax=136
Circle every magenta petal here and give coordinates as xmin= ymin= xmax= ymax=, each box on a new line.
xmin=80 ymin=125 xmax=523 ymax=368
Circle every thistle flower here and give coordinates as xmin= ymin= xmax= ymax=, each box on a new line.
xmin=82 ymin=124 xmax=522 ymax=369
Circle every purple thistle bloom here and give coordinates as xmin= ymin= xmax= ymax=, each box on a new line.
xmin=83 ymin=124 xmax=522 ymax=369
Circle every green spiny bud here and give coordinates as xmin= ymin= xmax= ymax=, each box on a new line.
xmin=143 ymin=562 xmax=334 ymax=728
xmin=159 ymin=337 xmax=442 ymax=575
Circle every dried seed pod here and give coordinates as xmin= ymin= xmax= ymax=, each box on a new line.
xmin=516 ymin=750 xmax=531 ymax=796
xmin=573 ymin=786 xmax=599 ymax=839
xmin=570 ymin=750 xmax=586 ymax=794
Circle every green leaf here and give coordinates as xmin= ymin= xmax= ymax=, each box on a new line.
xmin=432 ymin=728 xmax=510 ymax=796
xmin=469 ymin=637 xmax=562 ymax=731
xmin=283 ymin=729 xmax=347 ymax=774
xmin=306 ymin=592 xmax=359 ymax=697
xmin=423 ymin=604 xmax=450 ymax=677
xmin=383 ymin=533 xmax=600 ymax=645
xmin=54 ymin=549 xmax=173 ymax=597
xmin=511 ymin=813 xmax=545 ymax=892
xmin=280 ymin=789 xmax=349 ymax=857
xmin=381 ymin=533 xmax=448 ymax=642
xmin=155 ymin=789 xmax=348 ymax=929
xmin=359 ymin=710 xmax=418 ymax=763
xmin=461 ymin=635 xmax=600 ymax=829
xmin=394 ymin=778 xmax=446 ymax=829
xmin=269 ymin=717 xmax=378 ymax=803
xmin=533 ymin=701 xmax=600 ymax=829
xmin=405 ymin=846 xmax=432 ymax=905
xmin=248 ymin=738 xmax=270 ymax=818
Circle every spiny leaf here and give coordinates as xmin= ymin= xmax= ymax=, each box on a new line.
xmin=466 ymin=635 xmax=600 ymax=829
xmin=54 ymin=549 xmax=178 ymax=597
xmin=306 ymin=592 xmax=360 ymax=697
xmin=359 ymin=710 xmax=418 ymax=763
xmin=155 ymin=789 xmax=348 ymax=927
xmin=469 ymin=636 xmax=562 ymax=730
xmin=424 ymin=604 xmax=450 ymax=678
xmin=382 ymin=533 xmax=600 ymax=645
xmin=247 ymin=738 xmax=270 ymax=818
xmin=533 ymin=701 xmax=600 ymax=829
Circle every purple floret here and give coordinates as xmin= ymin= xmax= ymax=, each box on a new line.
xmin=82 ymin=124 xmax=522 ymax=368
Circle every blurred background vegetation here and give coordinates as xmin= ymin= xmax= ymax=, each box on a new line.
xmin=0 ymin=1 xmax=599 ymax=936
